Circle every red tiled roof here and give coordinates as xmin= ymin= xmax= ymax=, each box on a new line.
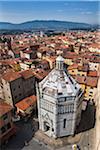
xmin=63 ymin=52 xmax=78 ymax=59
xmin=86 ymin=77 xmax=98 ymax=87
xmin=0 ymin=101 xmax=13 ymax=117
xmin=67 ymin=64 xmax=79 ymax=70
xmin=74 ymin=75 xmax=98 ymax=87
xmin=15 ymin=95 xmax=37 ymax=111
xmin=20 ymin=69 xmax=34 ymax=79
xmin=88 ymin=71 xmax=98 ymax=77
xmin=73 ymin=75 xmax=86 ymax=84
xmin=33 ymin=68 xmax=49 ymax=80
xmin=38 ymin=47 xmax=48 ymax=52
xmin=89 ymin=43 xmax=100 ymax=49
xmin=0 ymin=59 xmax=17 ymax=65
xmin=2 ymin=71 xmax=21 ymax=82
xmin=78 ymin=65 xmax=89 ymax=72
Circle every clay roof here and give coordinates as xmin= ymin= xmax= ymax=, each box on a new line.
xmin=19 ymin=69 xmax=34 ymax=79
xmin=74 ymin=75 xmax=86 ymax=84
xmin=89 ymin=43 xmax=100 ymax=49
xmin=0 ymin=59 xmax=17 ymax=65
xmin=0 ymin=101 xmax=13 ymax=117
xmin=78 ymin=65 xmax=89 ymax=72
xmin=38 ymin=47 xmax=48 ymax=52
xmin=2 ymin=71 xmax=21 ymax=82
xmin=74 ymin=75 xmax=98 ymax=87
xmin=15 ymin=95 xmax=37 ymax=111
xmin=2 ymin=69 xmax=34 ymax=82
xmin=33 ymin=69 xmax=48 ymax=80
xmin=88 ymin=71 xmax=98 ymax=77
xmin=86 ymin=77 xmax=98 ymax=87
xmin=67 ymin=64 xmax=79 ymax=70
xmin=63 ymin=52 xmax=78 ymax=59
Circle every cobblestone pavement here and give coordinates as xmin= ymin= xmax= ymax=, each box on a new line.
xmin=78 ymin=128 xmax=95 ymax=150
xmin=22 ymin=138 xmax=72 ymax=150
xmin=22 ymin=138 xmax=50 ymax=150
xmin=22 ymin=127 xmax=95 ymax=150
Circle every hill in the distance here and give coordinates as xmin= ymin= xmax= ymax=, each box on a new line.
xmin=0 ymin=20 xmax=94 ymax=30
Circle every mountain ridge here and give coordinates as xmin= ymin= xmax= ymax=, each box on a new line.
xmin=0 ymin=20 xmax=95 ymax=30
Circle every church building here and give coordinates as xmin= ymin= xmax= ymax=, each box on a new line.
xmin=37 ymin=55 xmax=84 ymax=138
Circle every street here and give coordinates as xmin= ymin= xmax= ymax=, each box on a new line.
xmin=77 ymin=103 xmax=96 ymax=150
xmin=1 ymin=117 xmax=38 ymax=150
xmin=1 ymin=103 xmax=96 ymax=150
xmin=23 ymin=103 xmax=96 ymax=150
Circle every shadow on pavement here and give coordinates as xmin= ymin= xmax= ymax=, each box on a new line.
xmin=1 ymin=117 xmax=39 ymax=150
xmin=76 ymin=102 xmax=96 ymax=134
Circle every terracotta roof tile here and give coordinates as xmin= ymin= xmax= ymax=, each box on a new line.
xmin=2 ymin=71 xmax=21 ymax=82
xmin=2 ymin=69 xmax=34 ymax=82
xmin=74 ymin=75 xmax=86 ymax=84
xmin=86 ymin=77 xmax=98 ymax=87
xmin=0 ymin=59 xmax=17 ymax=65
xmin=90 ymin=43 xmax=100 ymax=49
xmin=67 ymin=64 xmax=79 ymax=70
xmin=20 ymin=69 xmax=34 ymax=79
xmin=33 ymin=69 xmax=48 ymax=80
xmin=73 ymin=75 xmax=98 ymax=87
xmin=88 ymin=71 xmax=98 ymax=77
xmin=15 ymin=95 xmax=37 ymax=111
xmin=0 ymin=101 xmax=13 ymax=117
xmin=78 ymin=65 xmax=89 ymax=72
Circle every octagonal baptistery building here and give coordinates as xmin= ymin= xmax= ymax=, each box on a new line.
xmin=37 ymin=56 xmax=84 ymax=138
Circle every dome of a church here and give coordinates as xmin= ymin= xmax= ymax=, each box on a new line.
xmin=56 ymin=55 xmax=64 ymax=62
xmin=40 ymin=56 xmax=81 ymax=99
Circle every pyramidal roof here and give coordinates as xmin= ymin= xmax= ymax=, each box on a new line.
xmin=56 ymin=55 xmax=64 ymax=62
xmin=39 ymin=56 xmax=81 ymax=98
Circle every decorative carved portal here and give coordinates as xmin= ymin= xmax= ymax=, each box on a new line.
xmin=44 ymin=121 xmax=50 ymax=132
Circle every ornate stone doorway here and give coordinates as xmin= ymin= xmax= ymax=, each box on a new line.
xmin=44 ymin=121 xmax=50 ymax=132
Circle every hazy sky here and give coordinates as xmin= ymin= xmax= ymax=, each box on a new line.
xmin=0 ymin=1 xmax=99 ymax=24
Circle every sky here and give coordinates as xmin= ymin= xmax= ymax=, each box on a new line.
xmin=0 ymin=1 xmax=99 ymax=24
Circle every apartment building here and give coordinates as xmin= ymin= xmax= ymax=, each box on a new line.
xmin=1 ymin=69 xmax=35 ymax=106
xmin=0 ymin=101 xmax=16 ymax=144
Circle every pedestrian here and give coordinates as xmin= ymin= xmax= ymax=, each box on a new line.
xmin=77 ymin=145 xmax=81 ymax=150
xmin=24 ymin=140 xmax=29 ymax=146
xmin=72 ymin=144 xmax=78 ymax=150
